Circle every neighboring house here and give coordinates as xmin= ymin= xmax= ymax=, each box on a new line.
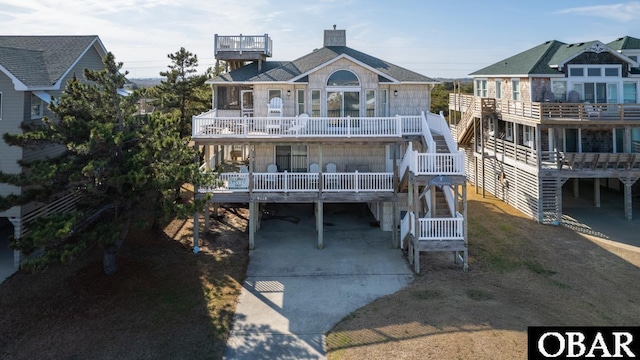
xmin=449 ymin=36 xmax=640 ymax=224
xmin=0 ymin=35 xmax=108 ymax=270
xmin=193 ymin=28 xmax=468 ymax=272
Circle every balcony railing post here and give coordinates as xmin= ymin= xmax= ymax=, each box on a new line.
xmin=355 ymin=171 xmax=359 ymax=193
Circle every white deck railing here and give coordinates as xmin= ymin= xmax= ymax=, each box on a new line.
xmin=417 ymin=213 xmax=465 ymax=240
xmin=214 ymin=34 xmax=272 ymax=57
xmin=192 ymin=115 xmax=404 ymax=138
xmin=199 ymin=171 xmax=394 ymax=193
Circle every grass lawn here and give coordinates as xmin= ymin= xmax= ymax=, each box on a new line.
xmin=326 ymin=186 xmax=640 ymax=360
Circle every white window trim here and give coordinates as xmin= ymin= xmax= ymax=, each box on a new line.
xmin=380 ymin=89 xmax=389 ymax=117
xmin=268 ymin=89 xmax=282 ymax=101
xmin=511 ymin=79 xmax=521 ymax=101
xmin=311 ymin=89 xmax=321 ymax=117
xmin=505 ymin=122 xmax=513 ymax=141
xmin=31 ymin=94 xmax=43 ymax=119
xmin=495 ymin=79 xmax=502 ymax=99
xmin=475 ymin=79 xmax=488 ymax=97
xmin=366 ymin=89 xmax=376 ymax=117
xmin=296 ymin=89 xmax=305 ymax=115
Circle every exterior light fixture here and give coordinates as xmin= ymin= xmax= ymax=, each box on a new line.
xmin=394 ymin=90 xmax=398 ymax=96
xmin=287 ymin=90 xmax=291 ymax=97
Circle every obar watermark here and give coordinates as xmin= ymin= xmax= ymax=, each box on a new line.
xmin=528 ymin=327 xmax=639 ymax=359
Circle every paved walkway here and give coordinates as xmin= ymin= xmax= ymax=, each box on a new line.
xmin=223 ymin=204 xmax=413 ymax=359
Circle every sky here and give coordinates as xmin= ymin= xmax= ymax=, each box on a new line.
xmin=2 ymin=0 xmax=640 ymax=79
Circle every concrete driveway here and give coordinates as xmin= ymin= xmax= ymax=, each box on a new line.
xmin=224 ymin=203 xmax=413 ymax=360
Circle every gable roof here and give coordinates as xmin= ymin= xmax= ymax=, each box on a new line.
xmin=608 ymin=36 xmax=640 ymax=50
xmin=209 ymin=45 xmax=437 ymax=84
xmin=0 ymin=35 xmax=106 ymax=90
xmin=471 ymin=38 xmax=638 ymax=77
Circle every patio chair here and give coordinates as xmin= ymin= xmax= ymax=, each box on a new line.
xmin=309 ymin=163 xmax=320 ymax=189
xmin=584 ymin=102 xmax=600 ymax=118
xmin=265 ymin=97 xmax=283 ymax=133
xmin=286 ymin=113 xmax=309 ymax=134
xmin=325 ymin=162 xmax=338 ymax=190
xmin=265 ymin=163 xmax=278 ymax=189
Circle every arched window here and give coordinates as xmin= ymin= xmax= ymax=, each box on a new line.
xmin=327 ymin=70 xmax=359 ymax=86
xmin=326 ymin=70 xmax=360 ymax=117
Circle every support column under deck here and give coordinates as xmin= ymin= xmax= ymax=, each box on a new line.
xmin=249 ymin=202 xmax=256 ymax=250
xmin=594 ymin=178 xmax=601 ymax=208
xmin=317 ymin=201 xmax=324 ymax=249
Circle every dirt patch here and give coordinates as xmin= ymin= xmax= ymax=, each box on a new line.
xmin=0 ymin=200 xmax=249 ymax=360
xmin=326 ymin=186 xmax=640 ymax=360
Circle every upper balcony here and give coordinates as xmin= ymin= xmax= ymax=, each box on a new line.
xmin=449 ymin=94 xmax=640 ymax=124
xmin=192 ymin=111 xmax=424 ymax=142
xmin=214 ymin=34 xmax=272 ymax=61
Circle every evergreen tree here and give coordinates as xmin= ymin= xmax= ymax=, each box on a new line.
xmin=0 ymin=53 xmax=212 ymax=275
xmin=154 ymin=47 xmax=211 ymax=138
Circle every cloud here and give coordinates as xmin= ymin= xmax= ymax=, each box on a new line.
xmin=555 ymin=1 xmax=640 ymax=22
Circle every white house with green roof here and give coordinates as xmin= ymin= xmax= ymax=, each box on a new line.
xmin=192 ymin=28 xmax=468 ymax=272
xmin=0 ymin=35 xmax=108 ymax=273
xmin=449 ymin=36 xmax=640 ymax=224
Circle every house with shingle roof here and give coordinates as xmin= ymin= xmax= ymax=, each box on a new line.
xmin=0 ymin=35 xmax=108 ymax=271
xmin=192 ymin=28 xmax=468 ymax=273
xmin=449 ymin=36 xmax=640 ymax=225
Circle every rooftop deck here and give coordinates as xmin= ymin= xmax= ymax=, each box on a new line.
xmin=450 ymin=94 xmax=640 ymax=124
xmin=214 ymin=34 xmax=272 ymax=60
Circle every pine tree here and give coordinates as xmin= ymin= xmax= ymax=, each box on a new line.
xmin=0 ymin=53 xmax=212 ymax=275
xmin=154 ymin=47 xmax=211 ymax=138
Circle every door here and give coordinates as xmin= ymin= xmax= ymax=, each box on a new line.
xmin=241 ymin=90 xmax=253 ymax=117
xmin=275 ymin=145 xmax=308 ymax=172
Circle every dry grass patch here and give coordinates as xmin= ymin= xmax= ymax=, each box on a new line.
xmin=327 ymin=186 xmax=640 ymax=360
xmin=0 ymin=200 xmax=249 ymax=360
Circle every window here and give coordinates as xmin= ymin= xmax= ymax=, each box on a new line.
xmin=475 ymin=80 xmax=487 ymax=97
xmin=311 ymin=90 xmax=320 ymax=117
xmin=381 ymin=89 xmax=389 ymax=116
xmin=296 ymin=89 xmax=305 ymax=115
xmin=268 ymin=89 xmax=282 ymax=101
xmin=523 ymin=125 xmax=534 ymax=148
xmin=327 ymin=70 xmax=359 ymax=86
xmin=366 ymin=90 xmax=375 ymax=116
xmin=326 ymin=69 xmax=360 ymax=118
xmin=587 ymin=68 xmax=601 ymax=77
xmin=569 ymin=67 xmax=584 ymax=77
xmin=552 ymin=80 xmax=567 ymax=102
xmin=512 ymin=79 xmax=521 ymax=101
xmin=217 ymin=86 xmax=240 ymax=109
xmin=624 ymin=82 xmax=637 ymax=103
xmin=505 ymin=122 xmax=513 ymax=141
xmin=31 ymin=94 xmax=42 ymax=118
xmin=275 ymin=145 xmax=307 ymax=172
xmin=495 ymin=80 xmax=502 ymax=99
xmin=604 ymin=67 xmax=619 ymax=77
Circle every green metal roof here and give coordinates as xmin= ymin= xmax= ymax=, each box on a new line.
xmin=607 ymin=36 xmax=640 ymax=50
xmin=471 ymin=37 xmax=640 ymax=77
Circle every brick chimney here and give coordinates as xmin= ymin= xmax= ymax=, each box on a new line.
xmin=324 ymin=25 xmax=346 ymax=47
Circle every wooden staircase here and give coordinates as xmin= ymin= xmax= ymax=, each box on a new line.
xmin=455 ymin=97 xmax=497 ymax=145
xmin=433 ymin=187 xmax=451 ymax=218
xmin=432 ymin=134 xmax=449 ymax=154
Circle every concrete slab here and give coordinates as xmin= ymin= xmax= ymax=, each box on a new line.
xmin=562 ymin=182 xmax=640 ymax=247
xmin=224 ymin=203 xmax=413 ymax=360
